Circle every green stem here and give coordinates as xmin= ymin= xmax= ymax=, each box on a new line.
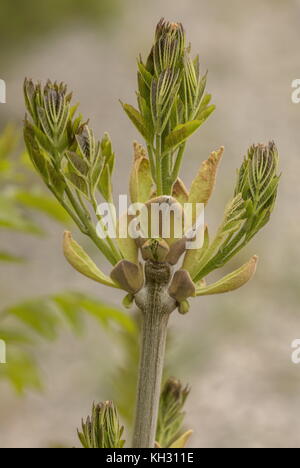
xmin=171 ymin=143 xmax=186 ymax=184
xmin=155 ymin=135 xmax=163 ymax=196
xmin=91 ymin=197 xmax=122 ymax=264
xmin=48 ymin=184 xmax=87 ymax=233
xmin=194 ymin=230 xmax=247 ymax=282
xmin=147 ymin=144 xmax=156 ymax=182
xmin=65 ymin=185 xmax=118 ymax=265
xmin=162 ymin=152 xmax=172 ymax=195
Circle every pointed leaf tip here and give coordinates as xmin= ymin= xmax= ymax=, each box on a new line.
xmin=195 ymin=255 xmax=258 ymax=296
xmin=189 ymin=146 xmax=224 ymax=206
xmin=63 ymin=231 xmax=119 ymax=288
xmin=130 ymin=142 xmax=153 ymax=203
xmin=169 ymin=430 xmax=193 ymax=448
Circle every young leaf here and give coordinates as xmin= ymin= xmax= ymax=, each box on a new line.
xmin=156 ymin=377 xmax=190 ymax=448
xmin=172 ymin=178 xmax=189 ymax=205
xmin=78 ymin=402 xmax=125 ymax=449
xmin=98 ymin=164 xmax=113 ymax=202
xmin=188 ymin=147 xmax=224 ymax=206
xmin=116 ymin=213 xmax=138 ymax=265
xmin=130 ymin=142 xmax=153 ymax=203
xmin=164 ymin=120 xmax=202 ymax=153
xmin=169 ymin=430 xmax=193 ymax=448
xmin=183 ymin=225 xmax=209 ymax=280
xmin=63 ymin=231 xmax=119 ymax=288
xmin=121 ymin=102 xmax=150 ymax=141
xmin=195 ymin=255 xmax=258 ymax=296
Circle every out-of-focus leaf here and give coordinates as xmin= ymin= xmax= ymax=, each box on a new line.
xmin=0 ymin=251 xmax=24 ymax=262
xmin=0 ymin=349 xmax=42 ymax=394
xmin=53 ymin=292 xmax=85 ymax=335
xmin=76 ymin=294 xmax=137 ymax=336
xmin=0 ymin=195 xmax=43 ymax=235
xmin=7 ymin=299 xmax=60 ymax=340
xmin=13 ymin=191 xmax=70 ymax=223
xmin=0 ymin=124 xmax=18 ymax=160
xmin=0 ymin=328 xmax=33 ymax=344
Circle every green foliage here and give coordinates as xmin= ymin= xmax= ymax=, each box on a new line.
xmin=78 ymin=402 xmax=125 ymax=448
xmin=0 ymin=125 xmax=69 ymax=262
xmin=0 ymin=292 xmax=136 ymax=393
xmin=18 ymin=18 xmax=282 ymax=448
xmin=190 ymin=142 xmax=280 ymax=283
xmin=0 ymin=126 xmax=136 ymax=393
xmin=24 ymin=79 xmax=122 ymax=265
xmin=122 ymin=18 xmax=215 ymax=195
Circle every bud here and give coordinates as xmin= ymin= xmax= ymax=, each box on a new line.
xmin=78 ymin=401 xmax=125 ymax=448
xmin=156 ymin=377 xmax=190 ymax=448
xmin=141 ymin=238 xmax=170 ymax=263
xmin=235 ymin=141 xmax=280 ymax=240
xmin=178 ymin=299 xmax=190 ymax=315
xmin=24 ymin=78 xmax=73 ymax=155
xmin=122 ymin=18 xmax=215 ymax=195
xmin=187 ymin=142 xmax=280 ymax=283
xmin=122 ymin=293 xmax=135 ymax=309
xmin=145 ymin=19 xmax=185 ymax=78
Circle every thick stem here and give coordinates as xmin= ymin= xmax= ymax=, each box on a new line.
xmin=133 ymin=262 xmax=176 ymax=448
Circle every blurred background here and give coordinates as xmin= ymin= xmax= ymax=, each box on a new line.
xmin=0 ymin=0 xmax=300 ymax=448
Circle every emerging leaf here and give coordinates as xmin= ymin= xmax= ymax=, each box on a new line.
xmin=156 ymin=377 xmax=190 ymax=448
xmin=164 ymin=120 xmax=203 ymax=153
xmin=116 ymin=213 xmax=139 ymax=265
xmin=196 ymin=255 xmax=258 ymax=296
xmin=130 ymin=142 xmax=153 ymax=203
xmin=78 ymin=402 xmax=125 ymax=449
xmin=172 ymin=178 xmax=189 ymax=205
xmin=169 ymin=430 xmax=193 ymax=448
xmin=182 ymin=225 xmax=209 ymax=280
xmin=63 ymin=231 xmax=119 ymax=288
xmin=121 ymin=102 xmax=150 ymax=141
xmin=188 ymin=146 xmax=224 ymax=206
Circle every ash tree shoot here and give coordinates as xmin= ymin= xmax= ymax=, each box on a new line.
xmin=23 ymin=18 xmax=280 ymax=448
